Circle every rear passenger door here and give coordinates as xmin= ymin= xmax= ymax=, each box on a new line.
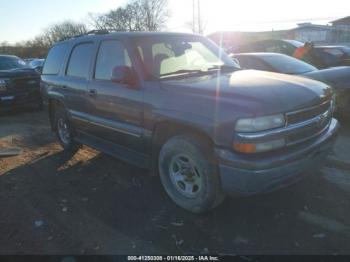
xmin=86 ymin=39 xmax=144 ymax=152
xmin=61 ymin=42 xmax=95 ymax=131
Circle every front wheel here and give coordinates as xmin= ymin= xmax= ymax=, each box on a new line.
xmin=158 ymin=135 xmax=226 ymax=213
xmin=54 ymin=106 xmax=80 ymax=152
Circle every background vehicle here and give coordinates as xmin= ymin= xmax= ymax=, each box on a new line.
xmin=24 ymin=58 xmax=36 ymax=64
xmin=29 ymin=58 xmax=45 ymax=73
xmin=234 ymin=39 xmax=304 ymax=56
xmin=311 ymin=46 xmax=350 ymax=68
xmin=42 ymin=31 xmax=339 ymax=213
xmin=235 ymin=39 xmax=350 ymax=68
xmin=233 ymin=52 xmax=350 ymax=115
xmin=0 ymin=55 xmax=43 ymax=112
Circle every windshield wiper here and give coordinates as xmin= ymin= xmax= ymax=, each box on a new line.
xmin=159 ymin=69 xmax=205 ymax=78
xmin=159 ymin=65 xmax=240 ymax=78
xmin=206 ymin=65 xmax=240 ymax=72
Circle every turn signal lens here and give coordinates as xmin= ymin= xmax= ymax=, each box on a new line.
xmin=233 ymin=143 xmax=257 ymax=153
xmin=234 ymin=139 xmax=285 ymax=154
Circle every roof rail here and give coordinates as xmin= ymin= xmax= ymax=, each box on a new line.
xmin=59 ymin=29 xmax=110 ymax=42
xmin=85 ymin=29 xmax=110 ymax=35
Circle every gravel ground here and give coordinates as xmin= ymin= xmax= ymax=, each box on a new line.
xmin=0 ymin=109 xmax=350 ymax=255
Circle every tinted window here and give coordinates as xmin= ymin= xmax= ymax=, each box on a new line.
xmin=95 ymin=40 xmax=131 ymax=80
xmin=67 ymin=43 xmax=94 ymax=79
xmin=43 ymin=44 xmax=68 ymax=75
xmin=262 ymin=54 xmax=317 ymax=74
xmin=323 ymin=48 xmax=344 ymax=58
xmin=264 ymin=41 xmax=283 ymax=53
xmin=236 ymin=56 xmax=269 ymax=71
xmin=0 ymin=56 xmax=27 ymax=70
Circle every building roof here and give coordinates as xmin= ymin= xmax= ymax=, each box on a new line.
xmin=290 ymin=23 xmax=332 ymax=31
xmin=331 ymin=16 xmax=350 ymax=25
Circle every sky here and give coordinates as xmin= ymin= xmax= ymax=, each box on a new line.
xmin=0 ymin=0 xmax=349 ymax=43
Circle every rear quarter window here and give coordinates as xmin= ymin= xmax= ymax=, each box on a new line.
xmin=42 ymin=43 xmax=69 ymax=75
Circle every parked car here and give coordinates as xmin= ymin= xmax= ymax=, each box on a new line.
xmin=235 ymin=39 xmax=350 ymax=69
xmin=0 ymin=55 xmax=43 ymax=112
xmin=233 ymin=52 xmax=350 ymax=115
xmin=24 ymin=58 xmax=36 ymax=64
xmin=29 ymin=59 xmax=45 ymax=73
xmin=311 ymin=45 xmax=350 ymax=68
xmin=41 ymin=31 xmax=339 ymax=213
xmin=234 ymin=39 xmax=304 ymax=56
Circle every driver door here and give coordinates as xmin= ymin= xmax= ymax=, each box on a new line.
xmin=86 ymin=39 xmax=144 ymax=152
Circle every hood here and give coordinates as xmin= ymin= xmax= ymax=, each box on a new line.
xmin=0 ymin=68 xmax=39 ymax=78
xmin=302 ymin=66 xmax=350 ymax=89
xmin=160 ymin=70 xmax=332 ymax=116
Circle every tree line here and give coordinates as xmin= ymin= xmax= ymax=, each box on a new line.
xmin=0 ymin=0 xmax=169 ymax=59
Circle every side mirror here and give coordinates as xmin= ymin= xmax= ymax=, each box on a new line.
xmin=232 ymin=58 xmax=240 ymax=66
xmin=111 ymin=66 xmax=137 ymax=87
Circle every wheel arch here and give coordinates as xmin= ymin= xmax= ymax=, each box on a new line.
xmin=48 ymin=98 xmax=66 ymax=131
xmin=150 ymin=120 xmax=216 ymax=176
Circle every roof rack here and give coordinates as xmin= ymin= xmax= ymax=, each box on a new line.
xmin=59 ymin=29 xmax=110 ymax=42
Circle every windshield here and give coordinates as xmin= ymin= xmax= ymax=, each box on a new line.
xmin=0 ymin=56 xmax=27 ymax=70
xmin=283 ymin=39 xmax=304 ymax=48
xmin=134 ymin=35 xmax=240 ymax=78
xmin=29 ymin=59 xmax=44 ymax=68
xmin=262 ymin=54 xmax=317 ymax=74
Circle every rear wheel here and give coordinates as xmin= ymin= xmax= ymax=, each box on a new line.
xmin=158 ymin=135 xmax=226 ymax=213
xmin=54 ymin=106 xmax=80 ymax=152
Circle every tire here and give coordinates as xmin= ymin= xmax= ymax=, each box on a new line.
xmin=158 ymin=135 xmax=226 ymax=213
xmin=54 ymin=105 xmax=80 ymax=152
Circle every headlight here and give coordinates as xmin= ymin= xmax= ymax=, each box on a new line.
xmin=235 ymin=114 xmax=286 ymax=132
xmin=0 ymin=79 xmax=9 ymax=92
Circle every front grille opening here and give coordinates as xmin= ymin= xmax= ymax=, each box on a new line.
xmin=287 ymin=101 xmax=331 ymax=125
xmin=285 ymin=100 xmax=332 ymax=146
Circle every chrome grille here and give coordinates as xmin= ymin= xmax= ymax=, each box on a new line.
xmin=287 ymin=101 xmax=331 ymax=125
xmin=234 ymin=98 xmax=334 ymax=152
xmin=286 ymin=99 xmax=333 ymax=146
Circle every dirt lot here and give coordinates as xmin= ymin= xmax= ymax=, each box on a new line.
xmin=0 ymin=109 xmax=350 ymax=255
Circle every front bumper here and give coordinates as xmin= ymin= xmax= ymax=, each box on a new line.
xmin=216 ymin=118 xmax=340 ymax=196
xmin=0 ymin=91 xmax=42 ymax=112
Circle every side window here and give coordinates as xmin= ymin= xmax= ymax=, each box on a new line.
xmin=323 ymin=48 xmax=344 ymax=58
xmin=265 ymin=42 xmax=282 ymax=53
xmin=95 ymin=40 xmax=131 ymax=81
xmin=281 ymin=43 xmax=296 ymax=56
xmin=238 ymin=57 xmax=268 ymax=71
xmin=67 ymin=43 xmax=94 ymax=79
xmin=42 ymin=43 xmax=68 ymax=75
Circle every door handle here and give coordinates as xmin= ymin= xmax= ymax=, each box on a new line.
xmin=89 ymin=89 xmax=97 ymax=97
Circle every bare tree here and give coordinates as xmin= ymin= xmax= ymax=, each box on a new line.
xmin=0 ymin=21 xmax=89 ymax=58
xmin=1 ymin=0 xmax=170 ymax=59
xmin=42 ymin=21 xmax=88 ymax=45
xmin=141 ymin=0 xmax=170 ymax=31
xmin=89 ymin=0 xmax=170 ymax=32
